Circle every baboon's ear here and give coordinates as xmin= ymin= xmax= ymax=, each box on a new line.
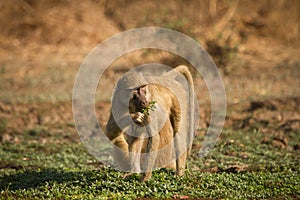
xmin=139 ymin=85 xmax=147 ymax=93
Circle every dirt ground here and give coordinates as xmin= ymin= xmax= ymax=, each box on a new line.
xmin=0 ymin=0 xmax=299 ymax=149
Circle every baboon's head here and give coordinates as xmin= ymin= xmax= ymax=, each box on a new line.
xmin=129 ymin=85 xmax=149 ymax=112
xmin=116 ymin=71 xmax=149 ymax=113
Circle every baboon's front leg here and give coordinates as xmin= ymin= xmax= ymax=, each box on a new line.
xmin=106 ymin=113 xmax=131 ymax=171
xmin=141 ymin=132 xmax=160 ymax=182
xmin=128 ymin=136 xmax=144 ymax=173
xmin=110 ymin=135 xmax=130 ymax=171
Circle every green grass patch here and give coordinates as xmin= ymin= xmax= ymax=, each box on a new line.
xmin=0 ymin=129 xmax=299 ymax=199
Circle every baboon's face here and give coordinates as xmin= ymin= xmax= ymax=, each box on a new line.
xmin=129 ymin=85 xmax=149 ymax=112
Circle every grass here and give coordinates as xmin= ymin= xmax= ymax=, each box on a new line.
xmin=0 ymin=118 xmax=7 ymax=135
xmin=0 ymin=64 xmax=74 ymax=104
xmin=0 ymin=128 xmax=299 ymax=199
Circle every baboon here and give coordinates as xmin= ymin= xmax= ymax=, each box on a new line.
xmin=106 ymin=65 xmax=194 ymax=181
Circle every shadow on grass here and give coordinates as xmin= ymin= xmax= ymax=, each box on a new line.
xmin=0 ymin=168 xmax=93 ymax=191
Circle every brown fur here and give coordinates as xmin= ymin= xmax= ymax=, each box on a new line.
xmin=106 ymin=65 xmax=194 ymax=181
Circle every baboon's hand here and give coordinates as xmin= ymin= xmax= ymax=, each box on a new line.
xmin=133 ymin=112 xmax=150 ymax=126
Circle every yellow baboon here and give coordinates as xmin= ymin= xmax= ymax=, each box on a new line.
xmin=106 ymin=65 xmax=194 ymax=181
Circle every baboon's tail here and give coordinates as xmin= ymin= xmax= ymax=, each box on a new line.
xmin=173 ymin=65 xmax=194 ymax=92
xmin=165 ymin=65 xmax=195 ymax=157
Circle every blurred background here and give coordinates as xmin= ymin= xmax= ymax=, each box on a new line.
xmin=0 ymin=0 xmax=299 ymax=146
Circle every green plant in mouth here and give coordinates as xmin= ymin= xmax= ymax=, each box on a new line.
xmin=142 ymin=100 xmax=157 ymax=115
